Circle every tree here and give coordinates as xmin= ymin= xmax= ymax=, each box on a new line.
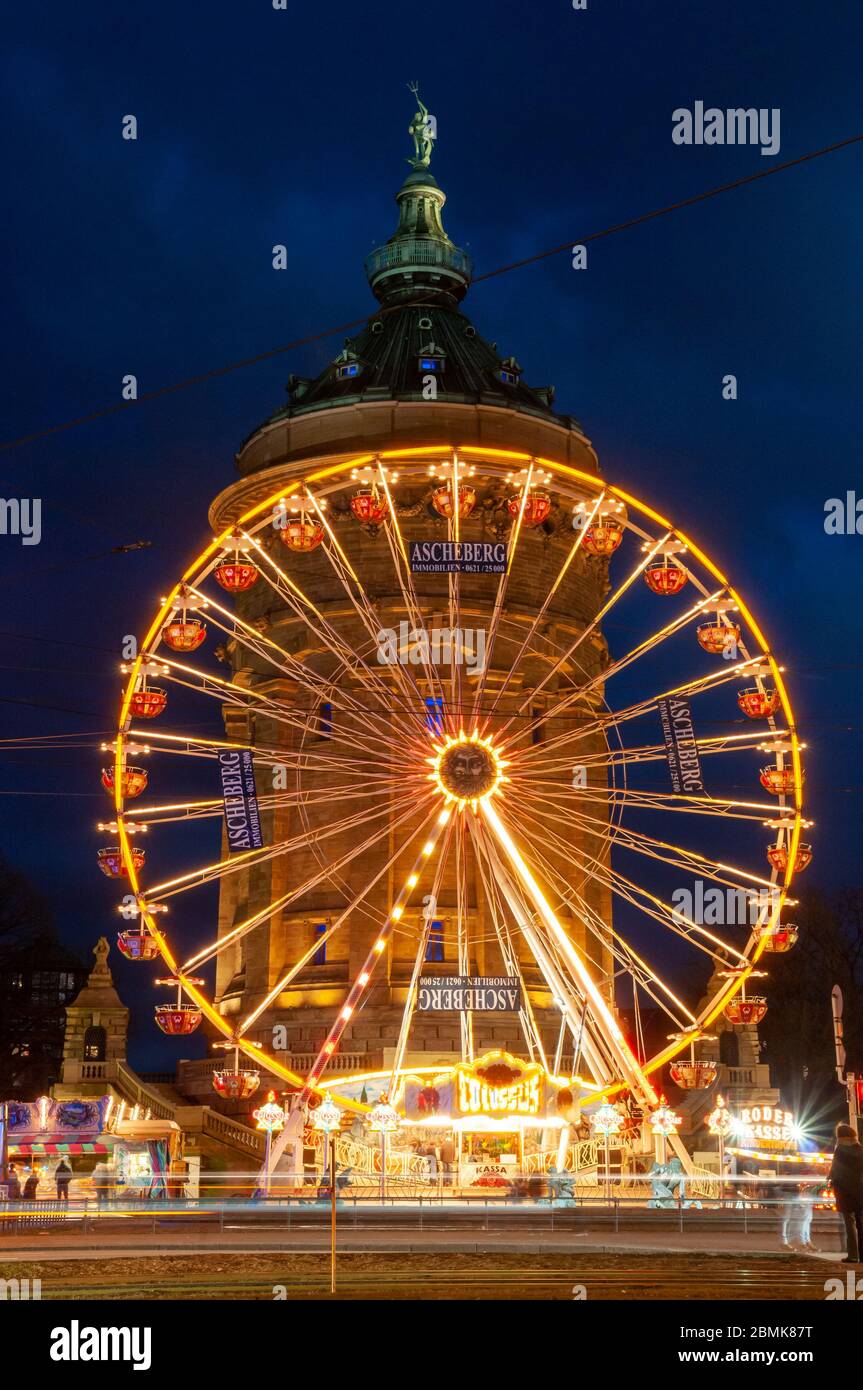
xmin=761 ymin=888 xmax=863 ymax=1126
xmin=0 ymin=858 xmax=83 ymax=1096
xmin=0 ymin=855 xmax=53 ymax=954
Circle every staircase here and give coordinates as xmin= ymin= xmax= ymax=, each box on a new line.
xmin=55 ymin=1059 xmax=264 ymax=1163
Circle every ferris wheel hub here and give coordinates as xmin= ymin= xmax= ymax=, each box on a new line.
xmin=433 ymin=733 xmax=503 ymax=805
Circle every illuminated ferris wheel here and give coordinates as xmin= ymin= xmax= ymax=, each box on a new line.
xmin=101 ymin=445 xmax=810 ymax=1153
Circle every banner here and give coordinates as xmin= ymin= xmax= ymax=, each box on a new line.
xmin=409 ymin=540 xmax=506 ymax=575
xmin=417 ymin=975 xmax=521 ymax=1012
xmin=218 ymin=749 xmax=264 ymax=851
xmin=657 ymin=697 xmax=704 ymax=794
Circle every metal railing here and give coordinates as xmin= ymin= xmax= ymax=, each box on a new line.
xmin=365 ymin=239 xmax=472 ymax=278
xmin=0 ymin=1189 xmax=844 ymax=1248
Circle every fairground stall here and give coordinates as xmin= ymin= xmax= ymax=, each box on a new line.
xmin=399 ymin=1051 xmax=579 ymax=1187
xmin=0 ymin=1095 xmax=183 ymax=1200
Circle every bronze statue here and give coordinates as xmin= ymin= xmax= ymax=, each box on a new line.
xmin=407 ymin=82 xmax=435 ymax=169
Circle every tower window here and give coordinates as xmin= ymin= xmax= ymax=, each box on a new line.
xmin=424 ymin=696 xmax=445 ymax=736
xmin=336 ymin=362 xmax=360 ymax=379
xmin=425 ymin=921 xmax=445 ymax=964
xmin=419 ymin=357 xmax=443 ymax=372
xmin=318 ymin=702 xmax=333 ymax=738
xmin=500 ymin=368 xmax=519 ymax=386
xmin=83 ymin=1026 xmax=107 ymax=1061
xmin=312 ymin=923 xmax=327 ymax=967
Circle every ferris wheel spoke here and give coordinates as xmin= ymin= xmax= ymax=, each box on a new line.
xmin=180 ymin=792 xmax=438 ymax=974
xmin=482 ymin=491 xmax=609 ymax=734
xmin=386 ymin=814 xmax=458 ymax=1091
xmin=148 ymin=655 xmax=405 ymax=762
xmin=299 ymin=803 xmax=454 ymax=1095
xmin=237 ymin=799 xmax=447 ymax=1039
xmin=186 ymin=581 xmax=420 ymax=751
xmin=498 ymin=815 xmax=697 ymax=1032
xmin=466 ymin=816 xmax=550 ymax=1068
xmin=518 ymin=724 xmax=789 ymax=780
xmin=368 ymin=460 xmax=454 ymax=723
xmin=514 ymin=786 xmax=778 ymax=897
xmin=468 ymin=460 xmax=535 ymax=727
xmin=512 ymin=649 xmax=769 ymax=770
xmin=496 ymin=528 xmax=676 ymax=748
xmin=125 ymin=775 xmax=409 ymax=827
xmin=239 ymin=527 xmax=429 ymax=746
xmin=515 ymin=774 xmax=777 ymax=826
xmin=454 ymin=813 xmax=473 ymax=1061
xmin=148 ymin=785 xmax=425 ymax=901
xmin=509 ymin=801 xmax=747 ymax=968
xmin=128 ymin=725 xmax=412 ymax=777
xmin=304 ymin=481 xmax=445 ymax=737
xmin=479 ymin=803 xmax=662 ymax=1100
xmin=470 ymin=818 xmax=594 ymax=1071
xmin=504 ymin=587 xmax=727 ymax=756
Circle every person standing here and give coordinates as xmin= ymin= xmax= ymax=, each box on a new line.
xmin=438 ymin=1137 xmax=456 ymax=1187
xmin=90 ymin=1160 xmax=111 ymax=1209
xmin=6 ymin=1163 xmax=21 ymax=1200
xmin=55 ymin=1158 xmax=72 ymax=1203
xmin=829 ymin=1123 xmax=863 ymax=1263
xmin=22 ymin=1167 xmax=39 ymax=1200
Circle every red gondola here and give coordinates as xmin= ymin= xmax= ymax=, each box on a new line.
xmin=766 ymin=842 xmax=812 ymax=873
xmin=161 ymin=618 xmax=206 ymax=652
xmin=432 ymin=484 xmax=476 ymax=520
xmin=737 ymin=687 xmax=780 ymax=719
xmin=130 ymin=687 xmax=167 ymax=719
xmin=582 ymin=519 xmax=624 ymax=557
xmin=697 ymin=622 xmax=740 ymax=655
xmin=754 ymin=924 xmax=798 ymax=953
xmin=279 ymin=518 xmax=325 ymax=552
xmin=723 ymin=996 xmax=768 ymax=1025
xmin=760 ymin=764 xmax=798 ymax=796
xmin=212 ymin=1070 xmax=261 ymax=1100
xmin=155 ymin=1005 xmax=203 ymax=1036
xmin=644 ymin=560 xmax=688 ymax=595
xmin=117 ymin=930 xmax=160 ymax=961
xmin=98 ymin=846 xmax=145 ymax=878
xmin=214 ymin=558 xmax=259 ymax=592
xmin=350 ymin=488 xmax=389 ymax=526
xmin=508 ymin=489 xmax=551 ymax=528
xmin=668 ymin=1060 xmax=718 ymax=1089
xmin=101 ymin=766 xmax=148 ymax=799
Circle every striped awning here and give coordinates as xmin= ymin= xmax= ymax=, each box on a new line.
xmin=10 ymin=1140 xmax=109 ymax=1156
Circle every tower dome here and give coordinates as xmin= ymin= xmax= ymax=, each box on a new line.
xmin=228 ymin=87 xmax=595 ymax=480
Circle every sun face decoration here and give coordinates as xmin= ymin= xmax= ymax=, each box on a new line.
xmin=429 ymin=731 xmax=506 ymax=808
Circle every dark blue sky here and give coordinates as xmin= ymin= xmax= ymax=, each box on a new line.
xmin=1 ymin=1 xmax=860 ymax=1064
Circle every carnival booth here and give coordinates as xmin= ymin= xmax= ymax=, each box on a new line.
xmin=1 ymin=1095 xmax=182 ymax=1200
xmin=399 ymin=1051 xmax=579 ymax=1191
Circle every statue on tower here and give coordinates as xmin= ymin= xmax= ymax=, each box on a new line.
xmin=407 ymin=82 xmax=436 ymax=169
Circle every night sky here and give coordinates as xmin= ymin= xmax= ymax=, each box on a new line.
xmin=1 ymin=1 xmax=860 ymax=1068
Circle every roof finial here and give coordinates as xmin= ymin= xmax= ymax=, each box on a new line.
xmin=407 ymin=82 xmax=436 ymax=170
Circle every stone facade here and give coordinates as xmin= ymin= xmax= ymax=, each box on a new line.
xmin=54 ymin=938 xmax=130 ymax=1100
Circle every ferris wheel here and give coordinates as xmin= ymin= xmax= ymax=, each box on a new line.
xmin=101 ymin=444 xmax=810 ymax=1147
